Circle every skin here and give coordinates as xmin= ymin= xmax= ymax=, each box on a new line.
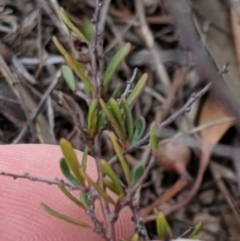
xmin=0 ymin=144 xmax=134 ymax=241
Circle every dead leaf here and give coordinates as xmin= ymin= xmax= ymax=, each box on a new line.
xmin=198 ymin=94 xmax=234 ymax=145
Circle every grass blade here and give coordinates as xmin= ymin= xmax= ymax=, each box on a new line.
xmin=131 ymin=117 xmax=146 ymax=144
xmin=99 ymin=98 xmax=125 ymax=141
xmin=60 ymin=138 xmax=85 ymax=185
xmin=121 ymin=97 xmax=134 ymax=143
xmin=61 ymin=65 xmax=76 ymax=91
xmin=101 ymin=159 xmax=123 ymax=195
xmin=109 ymin=132 xmax=131 ymax=183
xmin=60 ymin=8 xmax=87 ymax=41
xmin=79 ymin=168 xmax=115 ymax=204
xmin=103 ymin=43 xmax=131 ymax=92
xmin=58 ymin=184 xmax=86 ymax=209
xmin=41 ymin=203 xmax=90 ymax=228
xmin=127 ymin=73 xmax=148 ymax=107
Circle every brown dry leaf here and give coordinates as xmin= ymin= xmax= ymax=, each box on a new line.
xmin=192 ymin=0 xmax=236 ymax=144
xmin=198 ymin=94 xmax=234 ymax=145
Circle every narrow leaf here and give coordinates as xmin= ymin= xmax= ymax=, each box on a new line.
xmin=61 ymin=65 xmax=76 ymax=91
xmin=108 ymin=98 xmax=126 ymax=141
xmin=82 ymin=19 xmax=92 ymax=41
xmin=82 ymin=146 xmax=89 ymax=171
xmin=80 ymin=192 xmax=89 ymax=208
xmin=103 ymin=177 xmax=122 ymax=195
xmin=131 ymin=165 xmax=144 ymax=186
xmin=52 ymin=36 xmax=95 ymax=93
xmin=99 ymin=98 xmax=125 ymax=141
xmin=101 ymin=159 xmax=124 ymax=195
xmin=41 ymin=203 xmax=90 ymax=228
xmin=60 ymin=8 xmax=87 ymax=41
xmin=156 ymin=212 xmax=172 ymax=239
xmin=111 ymin=84 xmax=121 ymax=99
xmin=130 ymin=234 xmax=139 ymax=241
xmin=58 ymin=184 xmax=86 ymax=209
xmin=127 ymin=73 xmax=148 ymax=107
xmin=189 ymin=221 xmax=202 ymax=239
xmin=150 ymin=122 xmax=158 ymax=155
xmin=103 ymin=43 xmax=131 ymax=91
xmin=59 ymin=158 xmax=78 ymax=186
xmin=96 ymin=111 xmax=106 ymax=132
xmin=121 ymin=97 xmax=134 ymax=142
xmin=87 ymin=99 xmax=98 ymax=137
xmin=131 ymin=117 xmax=146 ymax=144
xmin=109 ymin=132 xmax=131 ymax=183
xmin=60 ymin=138 xmax=85 ymax=185
xmin=79 ymin=168 xmax=115 ymax=204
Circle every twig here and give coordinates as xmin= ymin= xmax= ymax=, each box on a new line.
xmin=109 ymin=82 xmax=212 ymax=164
xmin=162 ymin=0 xmax=240 ymax=129
xmin=86 ymin=194 xmax=107 ymax=239
xmin=91 ymin=0 xmax=102 ymax=97
xmin=98 ymin=0 xmax=112 ymax=33
xmin=210 ymin=162 xmax=240 ymax=227
xmin=13 ymin=72 xmax=60 ymax=143
xmin=121 ymin=68 xmax=139 ymax=99
xmin=141 ymin=177 xmax=190 ymax=219
xmin=0 ymin=171 xmax=86 ymax=191
xmin=93 ymin=134 xmax=115 ymax=241
xmin=134 ymin=0 xmax=170 ymax=92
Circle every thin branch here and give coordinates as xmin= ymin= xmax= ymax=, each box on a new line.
xmin=0 ymin=171 xmax=86 ymax=191
xmin=109 ymin=82 xmax=212 ymax=164
xmin=93 ymin=134 xmax=115 ymax=241
xmin=91 ymin=0 xmax=102 ymax=97
xmin=121 ymin=68 xmax=139 ymax=99
xmin=13 ymin=72 xmax=61 ymax=143
xmin=134 ymin=0 xmax=170 ymax=92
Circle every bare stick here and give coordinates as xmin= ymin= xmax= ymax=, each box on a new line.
xmin=91 ymin=0 xmax=102 ymax=96
xmin=0 ymin=171 xmax=86 ymax=192
xmin=121 ymin=68 xmax=139 ymax=99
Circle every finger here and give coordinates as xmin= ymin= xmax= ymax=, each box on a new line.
xmin=0 ymin=144 xmax=134 ymax=241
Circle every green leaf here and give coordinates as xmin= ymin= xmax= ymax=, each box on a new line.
xmin=80 ymin=192 xmax=89 ymax=208
xmin=41 ymin=203 xmax=90 ymax=228
xmin=82 ymin=146 xmax=89 ymax=171
xmin=87 ymin=99 xmax=98 ymax=137
xmin=111 ymin=84 xmax=121 ymax=99
xmin=101 ymin=159 xmax=124 ymax=195
xmin=131 ymin=165 xmax=144 ymax=186
xmin=150 ymin=122 xmax=158 ymax=155
xmin=61 ymin=65 xmax=76 ymax=91
xmin=96 ymin=111 xmax=106 ymax=132
xmin=99 ymin=98 xmax=125 ymax=142
xmin=131 ymin=117 xmax=146 ymax=144
xmin=130 ymin=234 xmax=139 ymax=241
xmin=60 ymin=8 xmax=87 ymax=41
xmin=103 ymin=177 xmax=122 ymax=195
xmin=60 ymin=138 xmax=85 ymax=185
xmin=110 ymin=132 xmax=131 ymax=184
xmin=108 ymin=98 xmax=126 ymax=142
xmin=127 ymin=73 xmax=148 ymax=107
xmin=103 ymin=43 xmax=131 ymax=92
xmin=79 ymin=168 xmax=115 ymax=204
xmin=121 ymin=97 xmax=134 ymax=143
xmin=59 ymin=158 xmax=78 ymax=186
xmin=52 ymin=36 xmax=95 ymax=93
xmin=82 ymin=19 xmax=92 ymax=41
xmin=58 ymin=184 xmax=86 ymax=209
xmin=189 ymin=221 xmax=202 ymax=239
xmin=156 ymin=212 xmax=172 ymax=239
